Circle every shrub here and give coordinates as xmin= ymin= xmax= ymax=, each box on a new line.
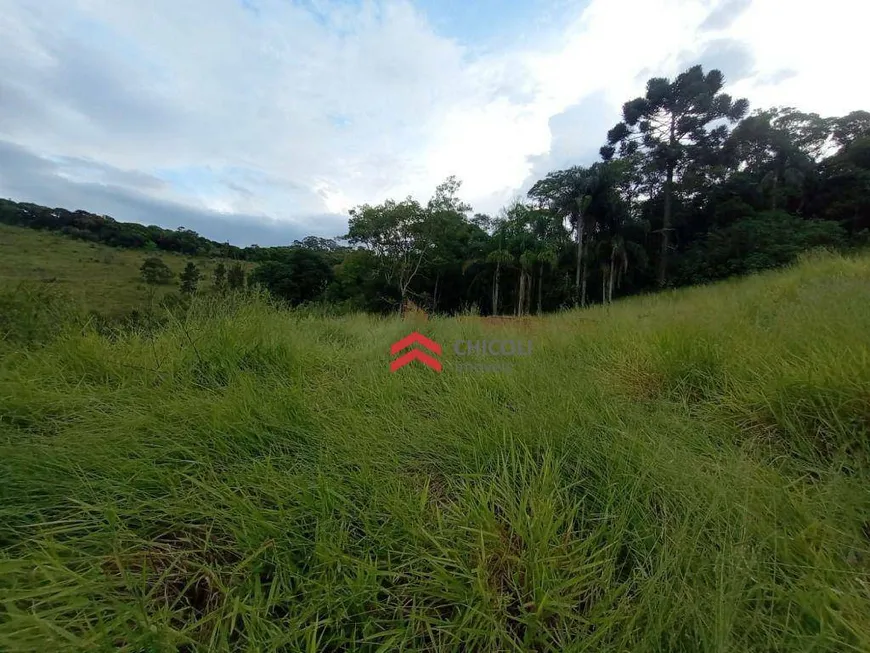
xmin=140 ymin=256 xmax=174 ymax=285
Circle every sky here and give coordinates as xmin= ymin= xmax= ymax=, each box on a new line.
xmin=0 ymin=0 xmax=867 ymax=246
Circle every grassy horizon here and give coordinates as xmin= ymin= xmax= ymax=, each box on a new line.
xmin=1 ymin=249 xmax=870 ymax=651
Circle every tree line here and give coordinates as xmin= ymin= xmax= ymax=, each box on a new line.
xmin=139 ymin=257 xmax=247 ymax=296
xmin=0 ymin=200 xmax=250 ymax=259
xmin=4 ymin=64 xmax=869 ymax=315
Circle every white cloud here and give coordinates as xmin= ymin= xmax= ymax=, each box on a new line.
xmin=724 ymin=0 xmax=870 ymax=116
xmin=0 ymin=0 xmax=867 ymax=240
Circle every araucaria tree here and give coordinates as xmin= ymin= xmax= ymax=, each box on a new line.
xmin=5 ymin=64 xmax=865 ymax=317
xmin=601 ymin=65 xmax=748 ymax=286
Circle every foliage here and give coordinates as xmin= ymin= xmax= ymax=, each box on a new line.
xmin=601 ymin=65 xmax=749 ymax=286
xmin=344 ymin=198 xmax=430 ymax=310
xmin=808 ymin=136 xmax=870 ymax=234
xmin=678 ymin=211 xmax=846 ymax=283
xmin=139 ymin=256 xmax=174 ymax=285
xmin=179 ymin=262 xmax=201 ymax=295
xmin=249 ymin=248 xmax=334 ymax=306
xmin=0 ymin=199 xmax=245 ymax=258
xmin=1 ymin=65 xmax=869 ymax=316
xmin=213 ymin=262 xmax=227 ymax=291
xmin=324 ymin=249 xmax=400 ymax=313
xmin=227 ymin=263 xmax=246 ymax=291
xmin=832 ymin=110 xmax=870 ymax=148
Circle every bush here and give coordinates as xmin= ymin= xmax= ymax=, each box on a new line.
xmin=678 ymin=211 xmax=846 ymax=284
xmin=249 ymin=249 xmax=333 ymax=306
xmin=140 ymin=256 xmax=174 ymax=285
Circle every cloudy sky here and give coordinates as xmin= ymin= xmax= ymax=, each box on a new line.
xmin=1 ymin=0 xmax=867 ymax=245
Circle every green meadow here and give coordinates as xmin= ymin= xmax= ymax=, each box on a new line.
xmin=0 ymin=224 xmax=244 ymax=316
xmin=1 ymin=248 xmax=870 ymax=651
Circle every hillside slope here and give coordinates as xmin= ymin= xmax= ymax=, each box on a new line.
xmin=1 ymin=250 xmax=869 ymax=651
xmin=0 ymin=224 xmax=239 ymax=315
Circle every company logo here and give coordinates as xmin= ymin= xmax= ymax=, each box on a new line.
xmin=390 ymin=332 xmax=535 ymax=374
xmin=453 ymin=340 xmax=532 ymax=357
xmin=390 ymin=332 xmax=442 ymax=372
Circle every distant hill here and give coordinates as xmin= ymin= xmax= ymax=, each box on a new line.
xmin=0 ymin=223 xmax=246 ymax=315
xmin=0 ymin=198 xmax=316 ymax=260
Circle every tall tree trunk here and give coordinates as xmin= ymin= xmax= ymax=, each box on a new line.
xmin=659 ymin=163 xmax=673 ymax=288
xmin=581 ymin=240 xmax=589 ymax=307
xmin=608 ymin=249 xmax=615 ymax=304
xmin=516 ymin=271 xmax=523 ymax=317
xmin=537 ymin=262 xmax=544 ymax=315
xmin=659 ymin=117 xmax=676 ymax=288
xmin=602 ymin=272 xmax=607 ymax=306
xmin=574 ymin=210 xmax=584 ymax=306
xmin=492 ymin=262 xmax=500 ymax=316
xmin=525 ymin=271 xmax=532 ymax=315
xmin=433 ymin=272 xmax=440 ymax=313
xmin=770 ymin=172 xmax=779 ymax=211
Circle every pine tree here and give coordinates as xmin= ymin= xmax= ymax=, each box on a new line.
xmin=602 ymin=65 xmax=748 ymax=286
xmin=213 ymin=262 xmax=227 ymax=292
xmin=227 ymin=263 xmax=246 ymax=290
xmin=180 ymin=262 xmax=201 ymax=295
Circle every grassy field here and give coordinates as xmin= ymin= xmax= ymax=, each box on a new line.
xmin=1 ymin=248 xmax=870 ymax=651
xmin=0 ymin=224 xmax=243 ymax=315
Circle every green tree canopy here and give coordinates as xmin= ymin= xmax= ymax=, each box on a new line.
xmin=140 ymin=256 xmax=174 ymax=285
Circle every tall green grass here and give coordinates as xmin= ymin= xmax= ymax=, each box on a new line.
xmin=1 ymin=250 xmax=870 ymax=651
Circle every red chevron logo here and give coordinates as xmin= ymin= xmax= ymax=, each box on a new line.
xmin=390 ymin=332 xmax=442 ymax=372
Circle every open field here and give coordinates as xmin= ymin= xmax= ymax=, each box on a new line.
xmin=1 ymin=250 xmax=870 ymax=651
xmin=0 ymin=224 xmax=245 ymax=316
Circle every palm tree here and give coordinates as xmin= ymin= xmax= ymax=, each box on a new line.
xmin=529 ymin=166 xmax=601 ymax=307
xmin=517 ymin=250 xmax=536 ymax=316
xmin=560 ymin=172 xmax=600 ymax=307
xmin=525 ymin=206 xmax=567 ymax=314
xmin=571 ymin=192 xmax=593 ymax=305
xmin=567 ymin=163 xmax=626 ymax=306
xmin=535 ymin=248 xmax=558 ymax=314
xmin=592 ymin=239 xmax=614 ymax=305
xmin=607 ymin=235 xmax=629 ymax=303
xmin=487 ymin=249 xmax=514 ymax=315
